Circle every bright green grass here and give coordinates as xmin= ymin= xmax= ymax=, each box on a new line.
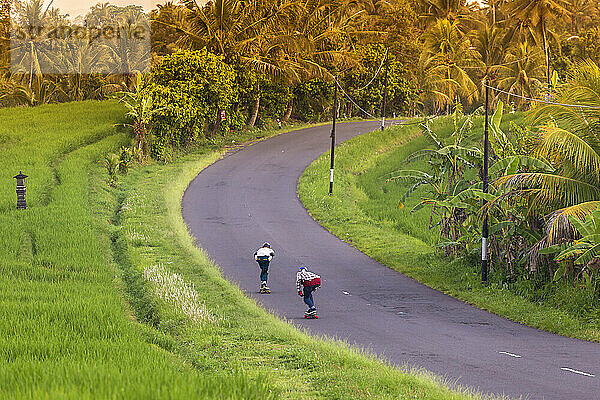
xmin=0 ymin=102 xmax=275 ymax=399
xmin=0 ymin=103 xmax=488 ymax=399
xmin=299 ymin=115 xmax=600 ymax=342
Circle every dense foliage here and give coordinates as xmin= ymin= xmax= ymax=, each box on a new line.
xmin=3 ymin=0 xmax=600 ymax=118
xmin=389 ymin=59 xmax=600 ymax=306
xmin=147 ymin=49 xmax=236 ymax=157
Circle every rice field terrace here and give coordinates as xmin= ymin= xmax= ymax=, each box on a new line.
xmin=0 ymin=102 xmax=486 ymax=399
xmin=0 ymin=101 xmax=234 ymax=399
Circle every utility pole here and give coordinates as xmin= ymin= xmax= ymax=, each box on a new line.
xmin=329 ymin=76 xmax=338 ymax=195
xmin=381 ymin=51 xmax=389 ymax=131
xmin=482 ymin=79 xmax=489 ymax=283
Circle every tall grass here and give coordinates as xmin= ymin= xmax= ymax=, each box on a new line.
xmin=299 ymin=114 xmax=600 ymax=342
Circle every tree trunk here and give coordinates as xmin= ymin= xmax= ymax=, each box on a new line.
xmin=248 ymin=84 xmax=261 ymax=127
xmin=566 ymin=259 xmax=575 ymax=280
xmin=541 ymin=20 xmax=551 ymax=88
xmin=212 ymin=109 xmax=222 ymax=136
xmin=282 ymin=98 xmax=293 ymax=122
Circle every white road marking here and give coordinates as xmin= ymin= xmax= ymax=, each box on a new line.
xmin=561 ymin=367 xmax=595 ymax=377
xmin=342 ymin=291 xmax=350 ymax=296
xmin=498 ymin=351 xmax=522 ymax=358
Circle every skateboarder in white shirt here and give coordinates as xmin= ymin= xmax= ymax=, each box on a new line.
xmin=254 ymin=242 xmax=274 ymax=293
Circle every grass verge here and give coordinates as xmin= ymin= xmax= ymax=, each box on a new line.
xmin=298 ymin=116 xmax=600 ymax=342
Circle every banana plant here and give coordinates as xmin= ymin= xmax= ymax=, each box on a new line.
xmin=387 ymin=105 xmax=482 ymax=256
xmin=112 ymin=72 xmax=166 ymax=161
xmin=389 ymin=106 xmax=482 ymax=206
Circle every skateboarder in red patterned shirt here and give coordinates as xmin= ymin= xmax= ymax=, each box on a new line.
xmin=296 ymin=266 xmax=321 ymax=318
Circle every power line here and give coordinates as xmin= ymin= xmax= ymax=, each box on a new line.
xmin=335 ymin=79 xmax=378 ymax=119
xmin=463 ymin=83 xmax=481 ymax=101
xmin=462 ymin=49 xmax=544 ymax=70
xmin=482 ymin=83 xmax=600 ymax=109
xmin=356 ymin=48 xmax=388 ymax=92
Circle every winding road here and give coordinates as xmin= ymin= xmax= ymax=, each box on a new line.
xmin=182 ymin=121 xmax=600 ymax=400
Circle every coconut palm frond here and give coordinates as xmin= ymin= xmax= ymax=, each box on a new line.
xmin=545 ymin=201 xmax=600 ymax=244
xmin=494 ymin=173 xmax=600 ymax=210
xmin=534 ymin=125 xmax=600 ymax=184
xmin=527 ymin=60 xmax=600 ymax=131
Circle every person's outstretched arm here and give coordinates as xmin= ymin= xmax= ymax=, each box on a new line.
xmin=296 ymin=272 xmax=303 ymax=296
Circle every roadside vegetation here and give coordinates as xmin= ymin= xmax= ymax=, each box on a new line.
xmin=299 ymin=101 xmax=600 ymax=342
xmin=0 ymin=101 xmax=493 ymax=399
xmin=3 ymin=0 xmax=600 ymax=130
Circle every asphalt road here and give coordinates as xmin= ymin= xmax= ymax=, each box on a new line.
xmin=182 ymin=121 xmax=600 ymax=400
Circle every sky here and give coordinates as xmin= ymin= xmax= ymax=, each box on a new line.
xmin=52 ymin=0 xmax=164 ymax=18
xmin=52 ymin=0 xmax=486 ymax=20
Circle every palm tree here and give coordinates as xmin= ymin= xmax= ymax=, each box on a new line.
xmin=496 ymin=41 xmax=545 ymax=109
xmin=10 ymin=0 xmax=62 ymax=82
xmin=163 ymin=0 xmax=362 ymax=126
xmin=470 ymin=22 xmax=510 ymax=83
xmin=150 ymin=2 xmax=188 ymax=55
xmin=419 ymin=18 xmax=479 ymax=113
xmin=101 ymin=8 xmax=151 ymax=87
xmin=165 ymin=0 xmax=295 ymax=126
xmin=0 ymin=0 xmax=9 ymax=73
xmin=59 ymin=39 xmax=108 ymax=101
xmin=569 ymin=0 xmax=597 ymax=34
xmin=416 ymin=0 xmax=471 ymax=27
xmin=481 ymin=0 xmax=510 ymax=25
xmin=85 ymin=2 xmax=113 ymax=27
xmin=493 ymin=61 xmax=600 ymax=244
xmin=506 ymin=0 xmax=570 ymax=87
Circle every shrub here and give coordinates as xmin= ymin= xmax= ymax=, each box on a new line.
xmin=233 ymin=64 xmax=292 ymax=127
xmin=103 ymin=153 xmax=119 ymax=186
xmin=293 ymin=79 xmax=335 ymax=122
xmin=260 ymin=80 xmax=292 ymax=122
xmin=118 ymin=146 xmax=132 ymax=174
xmin=148 ymin=49 xmax=236 ymax=150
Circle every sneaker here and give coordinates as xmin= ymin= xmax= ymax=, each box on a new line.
xmin=305 ymin=308 xmax=317 ymax=315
